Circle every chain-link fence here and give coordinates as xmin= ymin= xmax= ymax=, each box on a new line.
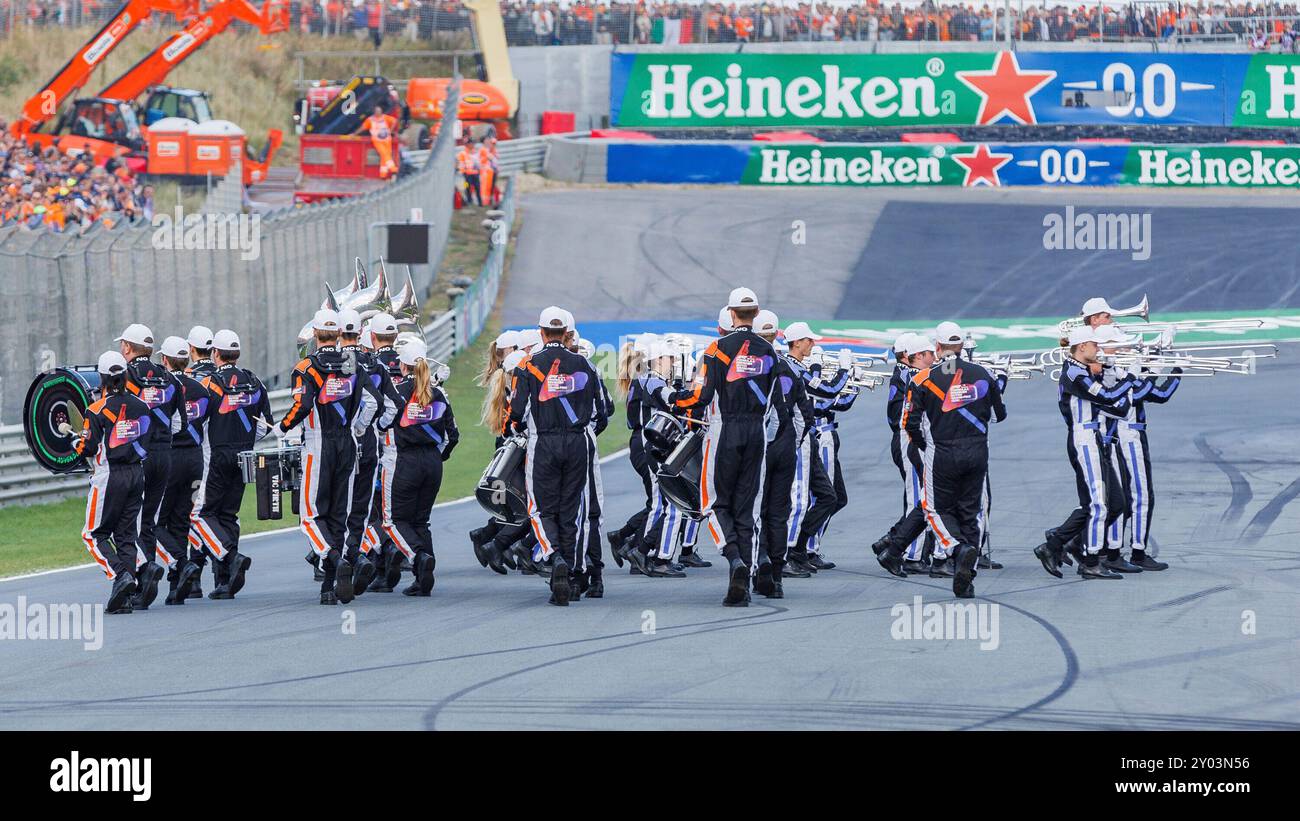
xmin=0 ymin=89 xmax=458 ymax=424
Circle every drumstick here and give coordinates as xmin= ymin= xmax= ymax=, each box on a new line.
xmin=60 ymin=405 xmax=85 ymax=436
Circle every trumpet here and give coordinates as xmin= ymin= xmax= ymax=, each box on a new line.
xmin=1057 ymin=294 xmax=1149 ymax=334
xmin=845 ymin=367 xmax=891 ymax=391
xmin=973 ymin=352 xmax=1046 ymax=379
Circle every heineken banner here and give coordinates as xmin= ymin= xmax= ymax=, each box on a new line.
xmin=609 ymin=51 xmax=1300 ymax=128
xmin=605 ymin=141 xmax=1300 ymax=188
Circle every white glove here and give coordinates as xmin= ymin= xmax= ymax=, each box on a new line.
xmin=838 ymin=348 xmax=852 ymax=370
xmin=435 ymin=364 xmax=451 ymax=384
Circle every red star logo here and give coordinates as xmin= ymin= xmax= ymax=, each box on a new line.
xmin=951 ymin=144 xmax=1013 ymax=188
xmin=956 ymin=51 xmax=1056 ymax=126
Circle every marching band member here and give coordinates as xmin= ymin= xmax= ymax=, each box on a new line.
xmin=606 ymin=339 xmax=653 ymax=567
xmin=1095 ymin=325 xmax=1179 ymax=572
xmin=780 ymin=323 xmax=847 ymax=575
xmin=279 ymin=310 xmax=374 ymax=606
xmin=181 ymin=326 xmax=216 ymax=598
xmin=755 ymin=310 xmax=808 ymax=599
xmin=670 ymin=288 xmax=776 ymax=607
xmin=191 ymin=330 xmax=271 ymax=600
xmin=362 ymin=313 xmax=416 ymax=591
xmin=805 ymin=350 xmax=861 ymax=570
xmin=469 ymin=330 xmax=522 ymax=573
xmin=898 ymin=322 xmax=1005 ymax=598
xmin=338 ymin=308 xmax=394 ymax=597
xmin=156 ymin=336 xmax=209 ymax=606
xmin=509 ymin=307 xmax=603 ymax=606
xmin=1033 ymin=326 xmax=1136 ymax=580
xmin=569 ymin=320 xmax=612 ymax=596
xmin=377 ymin=339 xmax=458 ymax=597
xmin=77 ymin=352 xmax=153 ymax=615
xmin=872 ymin=332 xmax=938 ymax=576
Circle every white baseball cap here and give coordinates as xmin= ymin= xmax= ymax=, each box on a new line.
xmin=726 ymin=287 xmax=759 ymax=310
xmin=934 ymin=321 xmax=964 ymax=345
xmin=1081 ymin=297 xmax=1115 ymax=317
xmin=503 ymin=349 xmax=528 ymax=372
xmin=213 ymin=329 xmax=240 ymax=351
xmin=560 ymin=308 xmax=576 ymax=330
xmin=539 ymin=306 xmax=569 ymax=330
xmin=633 ymin=332 xmax=659 ymax=354
xmin=519 ymin=328 xmax=543 ymax=350
xmin=337 ymin=308 xmax=362 ymax=335
xmin=754 ymin=309 xmax=779 ymax=335
xmin=398 ymin=338 xmax=427 ymax=367
xmin=312 ymin=309 xmax=340 ymax=332
xmin=893 ymin=332 xmax=914 ymax=354
xmin=495 ymin=330 xmax=520 ymax=350
xmin=904 ymin=334 xmax=935 ymax=357
xmin=187 ymin=325 xmax=214 ymax=349
xmin=114 ymin=323 xmax=154 ymax=347
xmin=368 ymin=313 xmax=399 ymax=336
xmin=717 ymin=308 xmax=733 ymax=332
xmin=160 ymin=336 xmax=189 ymax=359
xmin=97 ymin=350 xmax=128 ymax=375
xmin=782 ymin=321 xmax=819 ymax=344
xmin=359 ymin=328 xmax=374 ymax=349
xmin=1067 ymin=326 xmax=1098 ymax=346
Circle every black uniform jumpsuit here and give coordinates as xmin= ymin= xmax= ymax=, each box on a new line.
xmin=78 ymin=391 xmax=152 ymax=583
xmin=126 ymin=356 xmax=186 ymax=569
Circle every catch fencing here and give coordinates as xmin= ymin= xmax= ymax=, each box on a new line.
xmin=0 ymin=91 xmax=459 ymax=427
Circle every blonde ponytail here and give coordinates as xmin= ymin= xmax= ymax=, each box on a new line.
xmin=479 ymin=367 xmax=508 ymax=428
xmin=413 ymin=358 xmax=433 ymax=407
xmin=478 ymin=341 xmax=503 ymax=387
xmin=616 ymin=342 xmax=643 ymax=400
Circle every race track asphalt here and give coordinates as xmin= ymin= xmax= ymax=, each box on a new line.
xmin=1 ymin=186 xmax=1297 ymax=730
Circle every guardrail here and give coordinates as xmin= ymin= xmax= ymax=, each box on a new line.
xmin=0 ymin=308 xmax=462 ymax=508
xmin=497 ymin=132 xmax=589 ymax=174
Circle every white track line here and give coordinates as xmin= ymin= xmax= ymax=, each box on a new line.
xmin=0 ymin=447 xmax=631 ymax=584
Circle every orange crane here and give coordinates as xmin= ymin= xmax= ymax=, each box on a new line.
xmin=10 ymin=0 xmax=199 ymax=139
xmin=98 ymin=0 xmax=288 ymax=103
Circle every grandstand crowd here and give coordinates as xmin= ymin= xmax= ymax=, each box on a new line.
xmin=0 ymin=125 xmax=152 ymax=232
xmin=3 ymin=1 xmax=1300 ymax=47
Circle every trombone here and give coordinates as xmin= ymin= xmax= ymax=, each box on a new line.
xmin=807 ymin=349 xmax=892 ymax=391
xmin=1057 ymin=294 xmax=1149 ymax=334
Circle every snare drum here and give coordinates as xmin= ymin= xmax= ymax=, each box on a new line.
xmin=476 ymin=435 xmax=528 ymax=525
xmin=642 ymin=410 xmax=685 ymax=459
xmin=655 ymin=429 xmax=705 ymax=520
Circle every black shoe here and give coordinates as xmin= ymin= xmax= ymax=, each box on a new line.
xmin=227 ymin=553 xmax=252 ymax=597
xmin=678 ymin=551 xmax=712 ymax=568
xmin=1033 ymin=543 xmax=1063 ymax=579
xmin=401 ymin=582 xmax=423 ymax=597
xmin=1066 ymin=541 xmax=1085 ymax=568
xmin=334 ymin=554 xmax=355 ymax=604
xmin=929 ymin=558 xmax=955 ymax=578
xmin=483 ymin=543 xmax=508 ymax=576
xmin=188 ymin=583 xmax=203 ymax=600
xmin=768 ymin=577 xmax=784 ymax=599
xmin=807 ymin=553 xmax=836 ymax=570
xmin=415 ymin=553 xmax=436 ymax=596
xmin=953 ymin=543 xmax=978 ymax=599
xmin=313 ymin=563 xmax=326 ymax=582
xmin=107 ymin=574 xmax=138 ymax=614
xmin=513 ymin=544 xmax=538 ymax=575
xmin=1132 ymin=553 xmax=1169 ymax=571
xmin=320 ymin=591 xmax=339 ymax=605
xmin=1102 ymin=554 xmax=1144 ymax=573
xmin=384 ymin=547 xmax=404 ymax=588
xmin=870 ymin=537 xmax=891 ymax=557
xmin=606 ymin=531 xmax=626 ymax=568
xmin=352 ymin=556 xmax=376 ymax=597
xmin=787 ymin=551 xmax=817 ymax=573
xmin=1078 ymin=559 xmax=1123 ymax=579
xmin=876 ymin=544 xmax=907 ymax=578
xmin=754 ymin=558 xmax=776 ymax=596
xmin=647 ymin=559 xmax=686 ymax=578
xmin=722 ymin=559 xmax=749 ymax=607
xmin=305 ymin=550 xmax=318 ymax=568
xmin=977 ymin=555 xmax=1003 ymax=570
xmin=208 ymin=587 xmax=233 ymax=600
xmin=549 ymin=558 xmax=571 ymax=606
xmin=470 ymin=528 xmax=491 ymax=568
xmin=624 ymin=547 xmax=651 ymax=577
xmin=174 ymin=561 xmax=200 ymax=602
xmin=781 ymin=561 xmax=811 ymax=578
xmin=586 ymin=572 xmax=604 ymax=599
xmin=164 ymin=591 xmax=183 ymax=605
xmin=367 ymin=575 xmax=394 ymax=593
xmin=134 ymin=561 xmax=164 ymax=610
xmin=902 ymin=559 xmax=929 ymax=574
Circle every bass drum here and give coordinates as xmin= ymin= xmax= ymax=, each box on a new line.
xmin=23 ymin=366 xmax=102 ymax=474
xmin=655 ymin=429 xmax=704 ymax=521
xmin=475 ymin=435 xmax=528 ymax=525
